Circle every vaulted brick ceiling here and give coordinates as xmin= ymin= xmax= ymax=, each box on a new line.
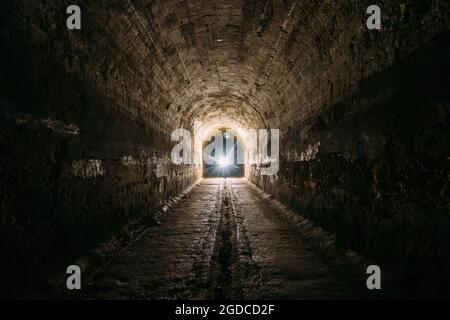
xmin=79 ymin=0 xmax=447 ymax=132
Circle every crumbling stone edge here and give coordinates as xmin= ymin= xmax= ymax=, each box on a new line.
xmin=244 ymin=180 xmax=399 ymax=294
xmin=47 ymin=179 xmax=202 ymax=299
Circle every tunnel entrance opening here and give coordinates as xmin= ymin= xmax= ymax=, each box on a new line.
xmin=203 ymin=128 xmax=245 ymax=178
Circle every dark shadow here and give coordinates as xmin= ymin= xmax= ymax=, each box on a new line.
xmin=203 ymin=128 xmax=245 ymax=178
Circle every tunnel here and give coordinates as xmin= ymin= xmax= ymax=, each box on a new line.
xmin=0 ymin=0 xmax=449 ymax=300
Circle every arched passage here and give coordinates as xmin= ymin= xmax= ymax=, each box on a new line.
xmin=0 ymin=0 xmax=449 ymax=299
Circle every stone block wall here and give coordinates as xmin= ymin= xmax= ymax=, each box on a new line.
xmin=0 ymin=1 xmax=199 ymax=297
xmin=251 ymin=35 xmax=450 ymax=294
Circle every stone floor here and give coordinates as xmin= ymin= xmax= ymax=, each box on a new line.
xmin=68 ymin=178 xmax=403 ymax=300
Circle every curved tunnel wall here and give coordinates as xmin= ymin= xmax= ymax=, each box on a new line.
xmin=0 ymin=0 xmax=449 ymax=296
xmin=252 ymin=36 xmax=450 ymax=289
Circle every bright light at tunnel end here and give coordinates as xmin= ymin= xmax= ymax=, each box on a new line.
xmin=218 ymin=156 xmax=231 ymax=168
xmin=170 ymin=121 xmax=281 ymax=176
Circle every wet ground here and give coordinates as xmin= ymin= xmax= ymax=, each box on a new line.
xmin=66 ymin=178 xmax=401 ymax=300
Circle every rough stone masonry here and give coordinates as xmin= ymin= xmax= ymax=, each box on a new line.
xmin=0 ymin=0 xmax=449 ymax=298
